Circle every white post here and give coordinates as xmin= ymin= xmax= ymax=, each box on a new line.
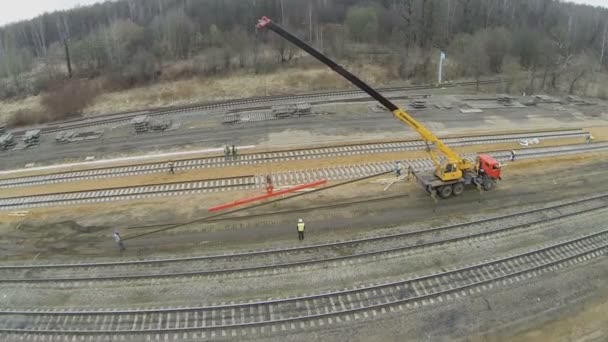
xmin=438 ymin=51 xmax=446 ymax=84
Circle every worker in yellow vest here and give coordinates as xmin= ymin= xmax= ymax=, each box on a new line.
xmin=297 ymin=218 xmax=305 ymax=241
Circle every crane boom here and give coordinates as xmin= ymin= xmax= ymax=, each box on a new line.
xmin=256 ymin=16 xmax=471 ymax=175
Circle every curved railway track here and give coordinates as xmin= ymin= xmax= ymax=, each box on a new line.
xmin=0 ymin=142 xmax=607 ymax=211
xmin=1 ymin=192 xmax=607 ymax=283
xmin=0 ymin=224 xmax=606 ymax=339
xmin=10 ymin=79 xmax=502 ymax=136
xmin=0 ymin=129 xmax=589 ymax=189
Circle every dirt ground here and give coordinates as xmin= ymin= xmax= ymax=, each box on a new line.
xmin=506 ymin=293 xmax=608 ymax=342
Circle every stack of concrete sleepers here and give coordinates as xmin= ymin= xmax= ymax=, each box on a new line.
xmin=23 ymin=129 xmax=41 ymax=146
xmin=0 ymin=132 xmax=14 ymax=150
xmin=294 ymin=102 xmax=312 ymax=116
xmin=409 ymin=99 xmax=427 ymax=109
xmin=131 ymin=115 xmax=150 ymax=133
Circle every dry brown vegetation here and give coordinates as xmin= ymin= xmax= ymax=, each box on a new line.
xmin=85 ymin=63 xmax=389 ymax=115
xmin=6 ymin=108 xmax=48 ymax=127
xmin=4 ymin=79 xmax=100 ymax=127
xmin=0 ymin=62 xmax=389 ymax=124
xmin=41 ymin=80 xmax=99 ymax=121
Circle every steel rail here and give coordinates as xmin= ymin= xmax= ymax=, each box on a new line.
xmin=8 ymin=79 xmax=503 ymax=137
xmin=0 ymin=227 xmax=605 ymax=335
xmin=0 ymin=142 xmax=607 ymax=211
xmin=1 ymin=191 xmax=606 ymax=270
xmin=0 ymin=129 xmax=589 ymax=189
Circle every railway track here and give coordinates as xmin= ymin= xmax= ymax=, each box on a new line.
xmin=0 ymin=142 xmax=606 ymax=211
xmin=10 ymin=79 xmax=502 ymax=136
xmin=1 ymin=221 xmax=606 ymax=339
xmin=1 ymin=192 xmax=607 ymax=283
xmin=0 ymin=129 xmax=588 ymax=189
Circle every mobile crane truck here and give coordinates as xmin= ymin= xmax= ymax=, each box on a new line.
xmin=256 ymin=17 xmax=501 ymax=199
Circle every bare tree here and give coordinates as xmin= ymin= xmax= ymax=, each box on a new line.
xmin=600 ymin=20 xmax=608 ymax=72
xmin=566 ymin=53 xmax=594 ymax=94
xmin=56 ymin=14 xmax=72 ymax=78
xmin=30 ymin=18 xmax=47 ymax=58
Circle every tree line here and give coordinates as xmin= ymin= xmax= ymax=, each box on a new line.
xmin=0 ymin=0 xmax=607 ymax=102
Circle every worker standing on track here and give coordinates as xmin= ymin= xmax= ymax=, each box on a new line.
xmin=232 ymin=145 xmax=238 ymax=159
xmin=297 ymin=218 xmax=305 ymax=241
xmin=168 ymin=160 xmax=175 ymax=174
xmin=113 ymin=230 xmax=126 ymax=251
xmin=510 ymin=150 xmax=516 ymax=161
xmin=266 ymin=175 xmax=274 ymax=194
xmin=395 ymin=161 xmax=403 ymax=178
xmin=586 ymin=134 xmax=594 ymax=144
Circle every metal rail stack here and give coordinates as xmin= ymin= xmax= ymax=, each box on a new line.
xmin=131 ymin=115 xmax=150 ymax=133
xmin=0 ymin=132 xmax=15 ymax=150
xmin=409 ymin=99 xmax=427 ymax=109
xmin=496 ymin=94 xmax=514 ymax=106
xmin=55 ymin=131 xmax=75 ymax=143
xmin=22 ymin=129 xmax=41 ymax=147
xmin=272 ymin=102 xmax=312 ymax=118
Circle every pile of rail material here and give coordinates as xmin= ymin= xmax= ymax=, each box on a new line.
xmin=294 ymin=102 xmax=312 ymax=115
xmin=222 ymin=113 xmax=240 ymax=124
xmin=409 ymin=99 xmax=427 ymax=109
xmin=534 ymin=94 xmax=562 ymax=104
xmin=55 ymin=131 xmax=75 ymax=143
xmin=131 ymin=115 xmax=149 ymax=133
xmin=0 ymin=132 xmax=15 ymax=150
xmin=0 ymin=122 xmax=5 ymax=134
xmin=435 ymin=103 xmax=453 ymax=109
xmin=496 ymin=94 xmax=514 ymax=106
xmin=75 ymin=130 xmax=104 ymax=141
xmin=272 ymin=102 xmax=312 ymax=117
xmin=23 ymin=129 xmax=41 ymax=147
xmin=131 ymin=115 xmax=171 ymax=133
xmin=369 ymin=104 xmax=389 ymax=112
xmin=272 ymin=104 xmax=295 ymax=118
xmin=566 ymin=95 xmax=594 ymax=106
xmin=150 ymin=118 xmax=172 ymax=131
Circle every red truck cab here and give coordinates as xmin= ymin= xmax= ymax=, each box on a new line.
xmin=478 ymin=154 xmax=501 ymax=179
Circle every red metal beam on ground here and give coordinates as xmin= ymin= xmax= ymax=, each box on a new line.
xmin=208 ymin=179 xmax=328 ymax=212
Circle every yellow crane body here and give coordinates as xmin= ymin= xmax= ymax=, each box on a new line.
xmin=256 ymin=16 xmax=501 ymax=199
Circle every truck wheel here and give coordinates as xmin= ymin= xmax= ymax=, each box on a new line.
xmin=452 ymin=182 xmax=465 ymax=196
xmin=439 ymin=185 xmax=453 ymax=199
xmin=482 ymin=179 xmax=494 ymax=191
